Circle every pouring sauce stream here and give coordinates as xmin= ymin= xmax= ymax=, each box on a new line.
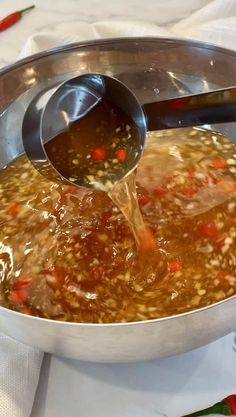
xmin=45 ymin=98 xmax=151 ymax=250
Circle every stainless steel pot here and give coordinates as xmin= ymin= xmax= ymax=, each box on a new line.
xmin=0 ymin=37 xmax=236 ymax=363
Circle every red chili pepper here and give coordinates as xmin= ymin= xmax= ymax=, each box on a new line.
xmin=214 ymin=237 xmax=225 ymax=248
xmin=9 ymin=288 xmax=28 ymax=305
xmin=169 ymin=97 xmax=184 ymax=110
xmin=152 ymin=187 xmax=168 ymax=197
xmin=138 ymin=194 xmax=149 ymax=206
xmin=168 ymin=259 xmax=183 ymax=273
xmin=224 ymin=395 xmax=236 ymax=415
xmin=181 ymin=186 xmax=196 ymax=197
xmin=217 ymin=271 xmax=230 ymax=289
xmin=0 ymin=6 xmax=35 ymax=32
xmin=210 ymin=157 xmax=228 ymax=170
xmin=8 ymin=201 xmax=18 ymax=218
xmin=14 ymin=274 xmax=32 ymax=289
xmin=181 ymin=394 xmax=236 ymax=416
xmin=138 ymin=227 xmax=156 ymax=252
xmin=188 ymin=167 xmax=195 ymax=178
xmin=197 ymin=222 xmax=218 ymax=239
xmin=116 ymin=148 xmax=127 ymax=162
xmin=91 ymin=147 xmax=106 ymax=161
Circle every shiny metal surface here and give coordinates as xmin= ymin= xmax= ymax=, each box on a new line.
xmin=144 ymin=85 xmax=236 ymax=130
xmin=23 ymin=69 xmax=236 ymax=188
xmin=22 ymin=73 xmax=146 ymax=188
xmin=0 ymin=37 xmax=236 ymax=362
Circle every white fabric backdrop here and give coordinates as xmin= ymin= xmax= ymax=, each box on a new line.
xmin=2 ymin=1 xmax=236 ymax=416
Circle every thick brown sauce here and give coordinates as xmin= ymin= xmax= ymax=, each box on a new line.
xmin=0 ymin=128 xmax=236 ymax=322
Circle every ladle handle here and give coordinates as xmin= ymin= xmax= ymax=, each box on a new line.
xmin=143 ymin=86 xmax=236 ymax=131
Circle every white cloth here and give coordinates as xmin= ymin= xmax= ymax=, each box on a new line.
xmin=0 ymin=334 xmax=43 ymax=417
xmin=19 ymin=0 xmax=236 ymax=59
xmin=3 ymin=1 xmax=236 ymax=416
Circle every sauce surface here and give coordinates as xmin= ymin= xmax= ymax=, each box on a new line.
xmin=0 ymin=127 xmax=236 ymax=322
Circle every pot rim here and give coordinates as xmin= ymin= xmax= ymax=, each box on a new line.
xmin=2 ymin=36 xmax=236 ymax=78
xmin=1 ymin=36 xmax=236 ymax=327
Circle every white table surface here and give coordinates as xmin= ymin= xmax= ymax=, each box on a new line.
xmin=31 ymin=334 xmax=236 ymax=417
xmin=1 ymin=1 xmax=236 ymax=416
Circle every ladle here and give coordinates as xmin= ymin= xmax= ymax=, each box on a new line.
xmin=22 ymin=73 xmax=236 ymax=190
